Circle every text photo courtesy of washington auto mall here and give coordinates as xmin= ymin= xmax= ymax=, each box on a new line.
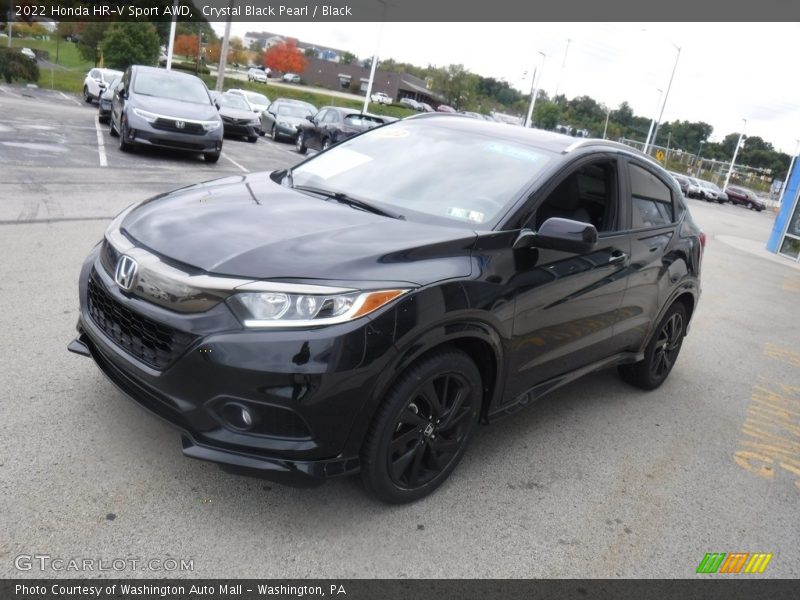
xmin=1 ymin=0 xmax=800 ymax=596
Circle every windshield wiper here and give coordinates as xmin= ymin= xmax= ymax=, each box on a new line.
xmin=292 ymin=185 xmax=405 ymax=220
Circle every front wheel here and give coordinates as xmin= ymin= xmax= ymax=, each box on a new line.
xmin=118 ymin=117 xmax=133 ymax=152
xmin=271 ymin=124 xmax=279 ymax=141
xmin=746 ymin=201 xmax=754 ymax=210
xmin=321 ymin=138 xmax=331 ymax=150
xmin=295 ymin=130 xmax=308 ymax=154
xmin=247 ymin=136 xmax=258 ymax=143
xmin=618 ymin=302 xmax=687 ymax=390
xmin=360 ymin=349 xmax=482 ymax=504
xmin=83 ymin=86 xmax=92 ymax=103
xmin=204 ymin=152 xmax=220 ymax=163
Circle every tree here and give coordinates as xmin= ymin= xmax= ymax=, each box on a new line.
xmin=173 ymin=34 xmax=200 ymax=61
xmin=535 ymin=102 xmax=562 ymax=130
xmin=77 ymin=22 xmax=110 ymax=65
xmin=341 ymin=51 xmax=357 ymax=65
xmin=102 ymin=23 xmax=160 ymax=71
xmin=262 ymin=40 xmax=307 ymax=73
xmin=249 ymin=40 xmax=264 ymax=53
xmin=0 ymin=47 xmax=40 ymax=84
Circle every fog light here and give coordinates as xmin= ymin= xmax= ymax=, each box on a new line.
xmin=221 ymin=402 xmax=254 ymax=430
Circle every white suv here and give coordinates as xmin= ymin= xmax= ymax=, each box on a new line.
xmin=247 ymin=68 xmax=268 ymax=83
xmin=83 ymin=68 xmax=123 ymax=103
xmin=371 ymin=92 xmax=392 ymax=105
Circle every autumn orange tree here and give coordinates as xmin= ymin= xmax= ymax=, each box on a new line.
xmin=173 ymin=34 xmax=199 ymax=60
xmin=262 ymin=40 xmax=307 ymax=73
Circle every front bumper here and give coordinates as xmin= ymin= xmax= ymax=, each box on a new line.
xmin=70 ymin=245 xmax=401 ymax=485
xmin=222 ymin=121 xmax=259 ymax=139
xmin=126 ymin=113 xmax=222 ymax=154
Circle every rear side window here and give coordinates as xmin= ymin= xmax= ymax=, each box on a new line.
xmin=630 ymin=164 xmax=674 ymax=228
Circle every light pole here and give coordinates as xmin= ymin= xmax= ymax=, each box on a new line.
xmin=602 ymin=107 xmax=611 ymax=139
xmin=695 ymin=140 xmax=706 ymax=176
xmin=777 ymin=139 xmax=800 ymax=205
xmin=165 ymin=0 xmax=178 ymax=70
xmin=723 ymin=119 xmax=747 ymax=192
xmin=524 ymin=51 xmax=546 ymax=129
xmin=362 ymin=0 xmax=389 ymax=113
xmin=643 ymin=88 xmax=663 ymax=154
xmin=651 ymin=43 xmax=681 ymax=146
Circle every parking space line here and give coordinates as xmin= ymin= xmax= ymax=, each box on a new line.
xmin=0 ymin=87 xmax=22 ymax=98
xmin=222 ymin=152 xmax=249 ymax=173
xmin=59 ymin=91 xmax=82 ymax=107
xmin=94 ymin=114 xmax=107 ymax=167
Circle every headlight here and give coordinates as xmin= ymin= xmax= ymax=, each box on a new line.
xmin=230 ymin=288 xmax=409 ymax=327
xmin=248 ymin=119 xmax=260 ymax=126
xmin=278 ymin=121 xmax=295 ymax=129
xmin=132 ymin=108 xmax=158 ymax=123
xmin=202 ymin=119 xmax=221 ymax=132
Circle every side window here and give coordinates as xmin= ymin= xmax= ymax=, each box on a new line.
xmin=314 ymin=109 xmax=327 ymax=123
xmin=90 ymin=69 xmax=99 ymax=79
xmin=630 ymin=164 xmax=674 ymax=228
xmin=533 ymin=160 xmax=619 ymax=233
xmin=324 ymin=111 xmax=340 ymax=124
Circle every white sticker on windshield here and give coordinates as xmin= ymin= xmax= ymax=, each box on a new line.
xmin=299 ymin=148 xmax=373 ymax=179
xmin=446 ymin=207 xmax=485 ymax=223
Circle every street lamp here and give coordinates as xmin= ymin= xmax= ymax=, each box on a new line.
xmin=651 ymin=43 xmax=681 ymax=146
xmin=722 ymin=119 xmax=747 ymax=192
xmin=643 ymin=88 xmax=663 ymax=154
xmin=777 ymin=139 xmax=800 ymax=205
xmin=524 ymin=51 xmax=546 ymax=129
xmin=695 ymin=140 xmax=706 ymax=176
xmin=362 ymin=0 xmax=389 ymax=113
xmin=553 ymin=38 xmax=571 ymax=99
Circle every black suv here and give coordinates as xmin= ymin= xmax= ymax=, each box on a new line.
xmin=69 ymin=115 xmax=703 ymax=503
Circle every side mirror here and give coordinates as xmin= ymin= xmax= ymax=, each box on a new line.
xmin=116 ymin=83 xmax=125 ymax=98
xmin=514 ymin=217 xmax=598 ymax=254
xmin=306 ymin=115 xmax=314 ymax=122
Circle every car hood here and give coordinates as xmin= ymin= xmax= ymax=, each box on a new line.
xmin=131 ymin=94 xmax=218 ymax=120
xmin=121 ymin=174 xmax=476 ymax=285
xmin=218 ymin=107 xmax=257 ymax=121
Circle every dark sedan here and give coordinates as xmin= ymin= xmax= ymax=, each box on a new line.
xmin=725 ymin=185 xmax=766 ymax=211
xmin=69 ymin=115 xmax=702 ymax=503
xmin=210 ymin=92 xmax=260 ymax=142
xmin=259 ymin=99 xmax=317 ymax=142
xmin=295 ymin=106 xmax=391 ymax=154
xmin=97 ymin=77 xmax=120 ymax=124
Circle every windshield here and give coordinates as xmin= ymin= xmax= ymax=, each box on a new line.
xmin=245 ymin=92 xmax=269 ymax=106
xmin=133 ymin=71 xmax=210 ymax=104
xmin=276 ymin=104 xmax=314 ymax=118
xmin=291 ymin=121 xmax=553 ymax=227
xmin=218 ymin=94 xmax=250 ymax=110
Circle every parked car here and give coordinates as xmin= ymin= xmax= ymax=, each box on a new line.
xmin=725 ymin=185 xmax=766 ymax=211
xmin=97 ymin=77 xmax=120 ymax=124
xmin=225 ymin=89 xmax=271 ymax=115
xmin=260 ymin=99 xmax=317 ymax=142
xmin=282 ymin=73 xmax=301 ymax=84
xmin=399 ymin=97 xmax=423 ymax=111
xmin=83 ymin=68 xmax=123 ymax=103
xmin=419 ymin=102 xmax=435 ymax=113
xmin=669 ymin=172 xmax=690 ymax=196
xmin=210 ymin=91 xmax=261 ymax=143
xmin=685 ymin=176 xmax=703 ymax=199
xmin=698 ymin=180 xmax=727 ymax=203
xmin=370 ymin=92 xmax=392 ymax=105
xmin=70 ymin=114 xmax=703 ymax=503
xmin=20 ymin=47 xmax=36 ymax=61
xmin=459 ymin=111 xmax=483 ymax=119
xmin=437 ymin=104 xmax=456 ymax=113
xmin=295 ymin=106 xmax=392 ymax=154
xmin=247 ymin=68 xmax=268 ymax=83
xmin=110 ymin=65 xmax=222 ymax=162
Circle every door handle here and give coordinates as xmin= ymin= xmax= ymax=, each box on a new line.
xmin=608 ymin=252 xmax=628 ymax=265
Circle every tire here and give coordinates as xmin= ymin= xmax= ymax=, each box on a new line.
xmin=271 ymin=124 xmax=279 ymax=141
xmin=360 ymin=349 xmax=482 ymax=504
xmin=322 ymin=138 xmax=331 ymax=150
xmin=746 ymin=201 xmax=754 ymax=210
xmin=717 ymin=199 xmax=725 ymax=204
xmin=109 ymin=116 xmax=119 ymax=137
xmin=618 ymin=302 xmax=687 ymax=390
xmin=83 ymin=86 xmax=92 ymax=103
xmin=98 ymin=115 xmax=108 ymax=125
xmin=295 ymin=130 xmax=307 ymax=154
xmin=204 ymin=152 xmax=220 ymax=163
xmin=247 ymin=136 xmax=258 ymax=143
xmin=118 ymin=116 xmax=133 ymax=152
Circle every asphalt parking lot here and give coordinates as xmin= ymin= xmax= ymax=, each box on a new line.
xmin=1 ymin=85 xmax=799 ymax=578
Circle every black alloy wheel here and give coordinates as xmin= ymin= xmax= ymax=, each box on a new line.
xmin=361 ymin=349 xmax=481 ymax=503
xmin=619 ymin=302 xmax=687 ymax=390
xmin=296 ymin=130 xmax=307 ymax=154
xmin=118 ymin=116 xmax=133 ymax=152
xmin=271 ymin=124 xmax=278 ymax=141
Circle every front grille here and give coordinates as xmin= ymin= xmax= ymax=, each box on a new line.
xmin=152 ymin=118 xmax=205 ymax=135
xmin=149 ymin=138 xmax=208 ymax=151
xmin=87 ymin=272 xmax=197 ymax=369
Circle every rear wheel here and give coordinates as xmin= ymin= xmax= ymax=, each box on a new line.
xmin=618 ymin=302 xmax=687 ymax=390
xmin=360 ymin=349 xmax=482 ymax=504
xmin=83 ymin=86 xmax=92 ymax=103
xmin=295 ymin=130 xmax=307 ymax=154
xmin=271 ymin=124 xmax=279 ymax=141
xmin=746 ymin=201 xmax=754 ymax=210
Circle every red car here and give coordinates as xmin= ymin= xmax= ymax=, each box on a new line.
xmin=725 ymin=186 xmax=765 ymax=211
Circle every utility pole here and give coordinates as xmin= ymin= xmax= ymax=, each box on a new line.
xmin=216 ymin=7 xmax=233 ymax=92
xmin=165 ymin=0 xmax=178 ymax=70
xmin=723 ymin=119 xmax=747 ymax=192
xmin=777 ymin=139 xmax=800 ymax=205
xmin=651 ymin=44 xmax=681 ymax=146
xmin=524 ymin=51 xmax=546 ymax=128
xmin=643 ymin=88 xmax=663 ymax=155
xmin=553 ymin=38 xmax=571 ymax=99
xmin=362 ymin=0 xmax=388 ymax=113
xmin=602 ymin=107 xmax=611 ymax=139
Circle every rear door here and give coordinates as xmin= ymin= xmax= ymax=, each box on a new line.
xmin=614 ymin=159 xmax=682 ymax=353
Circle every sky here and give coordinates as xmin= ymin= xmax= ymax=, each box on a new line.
xmin=211 ymin=22 xmax=800 ymax=155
